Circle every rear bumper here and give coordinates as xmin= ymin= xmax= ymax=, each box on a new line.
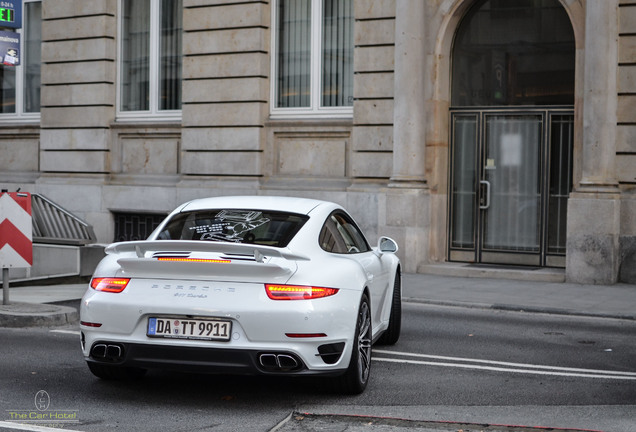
xmin=85 ymin=339 xmax=347 ymax=377
xmin=81 ymin=278 xmax=360 ymax=372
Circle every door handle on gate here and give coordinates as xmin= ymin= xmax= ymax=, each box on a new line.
xmin=479 ymin=180 xmax=491 ymax=210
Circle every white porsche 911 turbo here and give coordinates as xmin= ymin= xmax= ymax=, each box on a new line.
xmin=80 ymin=195 xmax=401 ymax=394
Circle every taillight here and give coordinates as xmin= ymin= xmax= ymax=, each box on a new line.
xmin=265 ymin=284 xmax=339 ymax=300
xmin=90 ymin=277 xmax=130 ymax=293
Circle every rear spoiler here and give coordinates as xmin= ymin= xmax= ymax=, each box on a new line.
xmin=105 ymin=240 xmax=310 ymax=262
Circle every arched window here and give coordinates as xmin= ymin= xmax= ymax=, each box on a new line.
xmin=451 ymin=0 xmax=575 ymax=107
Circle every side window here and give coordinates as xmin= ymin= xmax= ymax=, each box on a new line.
xmin=319 ymin=212 xmax=370 ymax=254
xmin=319 ymin=216 xmax=347 ymax=253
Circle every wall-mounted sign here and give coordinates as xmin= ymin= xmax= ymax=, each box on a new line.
xmin=0 ymin=1 xmax=22 ymax=29
xmin=0 ymin=30 xmax=19 ymax=66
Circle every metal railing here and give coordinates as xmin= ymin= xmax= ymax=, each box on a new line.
xmin=31 ymin=194 xmax=96 ymax=245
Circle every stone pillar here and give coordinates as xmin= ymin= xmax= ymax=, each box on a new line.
xmin=579 ymin=0 xmax=619 ymax=191
xmin=181 ymin=1 xmax=268 ymax=179
xmin=566 ymin=0 xmax=621 ymax=284
xmin=39 ymin=0 xmax=117 ymax=176
xmin=380 ymin=1 xmax=430 ymax=272
xmin=390 ymin=0 xmax=427 ymax=187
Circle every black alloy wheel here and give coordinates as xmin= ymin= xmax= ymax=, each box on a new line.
xmin=338 ymin=293 xmax=372 ymax=394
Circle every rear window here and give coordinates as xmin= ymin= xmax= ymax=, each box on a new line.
xmin=155 ymin=209 xmax=309 ymax=248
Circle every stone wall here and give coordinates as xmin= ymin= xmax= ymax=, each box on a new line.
xmin=618 ymin=0 xmax=636 ymax=282
xmin=0 ymin=127 xmax=39 ymax=183
xmin=40 ymin=0 xmax=116 ymax=174
xmin=0 ymin=0 xmax=635 ymax=281
xmin=351 ymin=0 xmax=395 ymax=179
xmin=181 ymin=0 xmax=268 ymax=179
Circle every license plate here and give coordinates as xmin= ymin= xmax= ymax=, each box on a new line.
xmin=147 ymin=317 xmax=232 ymax=341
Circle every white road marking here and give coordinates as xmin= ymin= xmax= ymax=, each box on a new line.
xmin=45 ymin=331 xmax=636 ymax=380
xmin=0 ymin=421 xmax=84 ymax=432
xmin=373 ymin=349 xmax=636 ymax=380
xmin=49 ymin=330 xmax=80 ymax=336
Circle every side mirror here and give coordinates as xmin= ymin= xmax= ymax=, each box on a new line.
xmin=377 ymin=236 xmax=398 ymax=254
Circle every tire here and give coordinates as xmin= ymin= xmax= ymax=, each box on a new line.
xmin=337 ymin=293 xmax=372 ymax=395
xmin=87 ymin=362 xmax=146 ymax=380
xmin=377 ymin=270 xmax=402 ymax=345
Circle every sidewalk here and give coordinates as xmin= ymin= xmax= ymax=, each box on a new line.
xmin=0 ymin=269 xmax=635 ymax=327
xmin=403 ymin=272 xmax=636 ymax=321
xmin=0 ymin=283 xmax=86 ymax=327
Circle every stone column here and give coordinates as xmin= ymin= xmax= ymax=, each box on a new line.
xmin=566 ymin=0 xmax=621 ymax=284
xmin=579 ymin=0 xmax=619 ymax=191
xmin=39 ymin=1 xmax=117 ymax=175
xmin=380 ymin=1 xmax=430 ymax=273
xmin=181 ymin=1 xmax=268 ymax=179
xmin=390 ymin=0 xmax=427 ymax=187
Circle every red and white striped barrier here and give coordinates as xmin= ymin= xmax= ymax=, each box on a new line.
xmin=0 ymin=192 xmax=32 ymax=269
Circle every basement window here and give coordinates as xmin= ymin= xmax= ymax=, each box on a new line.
xmin=113 ymin=212 xmax=166 ymax=242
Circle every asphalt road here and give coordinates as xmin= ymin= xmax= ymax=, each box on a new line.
xmin=0 ymin=302 xmax=635 ymax=432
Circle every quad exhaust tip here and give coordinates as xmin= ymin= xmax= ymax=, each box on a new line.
xmin=258 ymin=353 xmax=301 ymax=371
xmin=91 ymin=343 xmax=124 ymax=362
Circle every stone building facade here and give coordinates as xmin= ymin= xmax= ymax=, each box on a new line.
xmin=0 ymin=0 xmax=634 ymax=284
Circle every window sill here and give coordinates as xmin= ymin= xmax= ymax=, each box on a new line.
xmin=0 ymin=116 xmax=40 ymax=126
xmin=265 ymin=117 xmax=353 ymax=128
xmin=115 ymin=112 xmax=182 ymax=124
xmin=269 ymin=109 xmax=353 ymax=121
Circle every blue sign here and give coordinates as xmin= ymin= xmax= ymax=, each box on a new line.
xmin=0 ymin=30 xmax=19 ymax=66
xmin=0 ymin=1 xmax=22 ymax=29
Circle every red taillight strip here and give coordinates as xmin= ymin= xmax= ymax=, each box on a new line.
xmin=90 ymin=277 xmax=130 ymax=293
xmin=285 ymin=333 xmax=328 ymax=338
xmin=80 ymin=321 xmax=102 ymax=328
xmin=265 ymin=284 xmax=339 ymax=300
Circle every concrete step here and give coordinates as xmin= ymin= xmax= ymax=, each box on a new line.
xmin=419 ymin=263 xmax=565 ymax=283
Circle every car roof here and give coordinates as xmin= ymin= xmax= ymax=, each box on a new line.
xmin=178 ymin=195 xmax=336 ymax=216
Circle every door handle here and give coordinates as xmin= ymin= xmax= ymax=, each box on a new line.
xmin=479 ymin=180 xmax=491 ymax=210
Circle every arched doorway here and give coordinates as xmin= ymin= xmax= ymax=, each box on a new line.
xmin=448 ymin=0 xmax=575 ymax=267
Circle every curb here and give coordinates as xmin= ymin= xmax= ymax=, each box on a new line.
xmin=275 ymin=411 xmax=602 ymax=432
xmin=0 ymin=302 xmax=79 ymax=328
